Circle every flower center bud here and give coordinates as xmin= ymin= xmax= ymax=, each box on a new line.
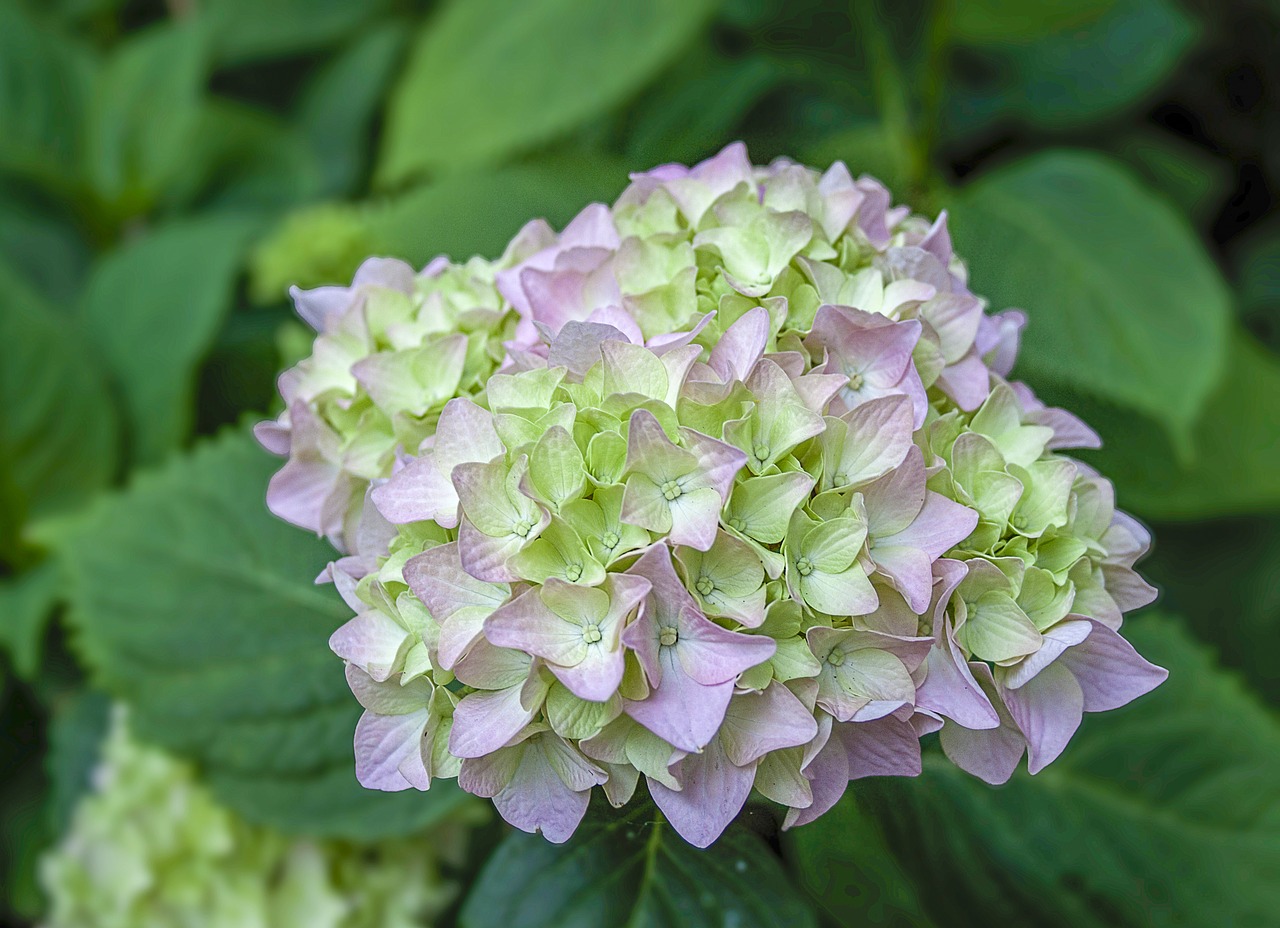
xmin=565 ymin=563 xmax=583 ymax=582
xmin=847 ymin=371 xmax=865 ymax=391
xmin=695 ymin=576 xmax=715 ymax=596
xmin=728 ymin=517 xmax=747 ymax=532
xmin=752 ymin=443 xmax=770 ymax=462
xmin=658 ymin=626 xmax=679 ymax=647
xmin=826 ymin=648 xmax=846 ymax=667
xmin=795 ymin=556 xmax=815 ymax=576
xmin=512 ymin=518 xmax=535 ymax=538
xmin=660 ymin=479 xmax=683 ymax=501
xmin=582 ymin=624 xmax=602 ymax=644
xmin=833 ymin=472 xmax=848 ymax=486
xmin=1011 ymin=514 xmax=1028 ymax=530
xmin=601 ymin=530 xmax=620 ymax=550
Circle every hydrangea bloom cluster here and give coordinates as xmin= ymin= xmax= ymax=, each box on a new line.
xmin=260 ymin=144 xmax=1166 ymax=848
xmin=40 ymin=714 xmax=478 ymax=928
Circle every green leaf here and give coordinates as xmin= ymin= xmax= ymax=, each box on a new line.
xmin=251 ymin=154 xmax=629 ymax=297
xmin=798 ymin=121 xmax=912 ymax=197
xmin=85 ymin=19 xmax=209 ymax=213
xmin=163 ymin=100 xmax=325 ymax=214
xmin=44 ymin=688 xmax=111 ymax=839
xmin=80 ymin=215 xmax=261 ymax=466
xmin=378 ymin=0 xmax=717 ymax=185
xmin=56 ymin=430 xmax=464 ymax=839
xmin=0 ymin=4 xmax=97 ymax=195
xmin=952 ymin=0 xmax=1116 ymax=44
xmin=0 ymin=261 xmax=118 ymax=557
xmin=949 ymin=150 xmax=1231 ymax=444
xmin=1112 ymin=131 xmax=1232 ymax=227
xmin=370 ymin=155 xmax=630 ymax=264
xmin=1056 ymin=328 xmax=1280 ymax=520
xmin=202 ymin=0 xmax=393 ymax=65
xmin=0 ymin=562 xmax=62 ymax=679
xmin=1235 ymin=225 xmax=1280 ymax=353
xmin=0 ymin=181 xmax=92 ymax=305
xmin=460 ymin=800 xmax=818 ymax=928
xmin=624 ymin=49 xmax=783 ymax=168
xmin=786 ymin=790 xmax=937 ymax=928
xmin=1139 ymin=517 xmax=1280 ymax=706
xmin=827 ymin=614 xmax=1280 ymax=928
xmin=296 ymin=23 xmax=410 ymax=197
xmin=945 ymin=0 xmax=1195 ymax=134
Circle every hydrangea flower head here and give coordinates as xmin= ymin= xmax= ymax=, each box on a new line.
xmin=39 ymin=712 xmax=480 ymax=928
xmin=261 ymin=143 xmax=1165 ymax=847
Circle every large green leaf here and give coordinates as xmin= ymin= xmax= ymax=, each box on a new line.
xmin=56 ymin=430 xmax=465 ymax=839
xmin=377 ymin=0 xmax=717 ymax=185
xmin=0 ymin=561 xmax=62 ymax=680
xmin=1055 ymin=328 xmax=1280 ymax=520
xmin=951 ymin=0 xmax=1116 ymax=44
xmin=0 ymin=4 xmax=97 ymax=195
xmin=296 ymin=23 xmax=410 ymax=197
xmin=84 ymin=19 xmax=209 ymax=213
xmin=202 ymin=0 xmax=393 ymax=65
xmin=368 ymin=155 xmax=630 ymax=264
xmin=791 ymin=615 xmax=1280 ymax=928
xmin=80 ymin=215 xmax=261 ymax=466
xmin=461 ymin=800 xmax=817 ymax=928
xmin=1235 ymin=225 xmax=1280 ymax=353
xmin=787 ymin=792 xmax=937 ymax=928
xmin=0 ymin=181 xmax=92 ymax=305
xmin=164 ymin=100 xmax=326 ymax=213
xmin=945 ymin=0 xmax=1195 ymax=135
xmin=623 ymin=49 xmax=783 ymax=168
xmin=250 ymin=155 xmax=629 ymax=299
xmin=1139 ymin=517 xmax=1280 ymax=707
xmin=949 ymin=150 xmax=1231 ymax=444
xmin=0 ymin=262 xmax=118 ymax=559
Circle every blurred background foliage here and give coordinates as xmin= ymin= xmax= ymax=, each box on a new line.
xmin=1 ymin=0 xmax=1278 ymax=925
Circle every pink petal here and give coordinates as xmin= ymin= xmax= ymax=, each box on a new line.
xmin=1059 ymin=619 xmax=1168 ymax=712
xmin=720 ymin=682 xmax=818 ymax=766
xmin=623 ymin=646 xmax=734 ymax=753
xmin=649 ymin=736 xmax=755 ymax=848
xmin=1000 ymin=661 xmax=1083 ymax=774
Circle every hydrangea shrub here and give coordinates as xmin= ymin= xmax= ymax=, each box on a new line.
xmin=39 ymin=713 xmax=479 ymax=928
xmin=258 ymin=143 xmax=1166 ymax=848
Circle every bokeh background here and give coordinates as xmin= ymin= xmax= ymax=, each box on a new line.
xmin=2 ymin=0 xmax=1278 ymax=926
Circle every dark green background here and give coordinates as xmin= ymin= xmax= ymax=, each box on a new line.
xmin=1 ymin=1 xmax=1277 ymax=926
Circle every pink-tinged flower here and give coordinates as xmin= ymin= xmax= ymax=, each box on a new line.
xmin=809 ymin=305 xmax=928 ymax=427
xmin=448 ymin=638 xmax=551 ymax=760
xmin=261 ymin=401 xmax=358 ymax=544
xmin=261 ymin=141 xmax=1166 ymax=846
xmin=622 ymin=545 xmax=775 ymax=752
xmin=485 ymin=574 xmax=650 ymax=702
xmin=806 ymin=626 xmax=932 ymax=722
xmin=814 ymin=394 xmax=916 ymax=492
xmin=291 ymin=256 xmax=415 ymax=333
xmin=785 ymin=714 xmax=922 ymax=829
xmin=941 ymin=617 xmax=1167 ymax=781
xmin=621 ymin=410 xmax=746 ymax=551
xmin=784 ymin=508 xmax=878 ymax=617
xmin=640 ymin=141 xmax=755 ymax=227
xmin=458 ymin=727 xmax=607 ymax=843
xmin=403 ymin=542 xmax=510 ymax=670
xmin=372 ymin=398 xmax=503 ymax=527
xmin=347 ymin=665 xmax=457 ymax=791
xmin=859 ymin=447 xmax=979 ymax=612
xmin=453 ymin=456 xmax=551 ymax=582
xmin=649 ymin=682 xmax=817 ymax=847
